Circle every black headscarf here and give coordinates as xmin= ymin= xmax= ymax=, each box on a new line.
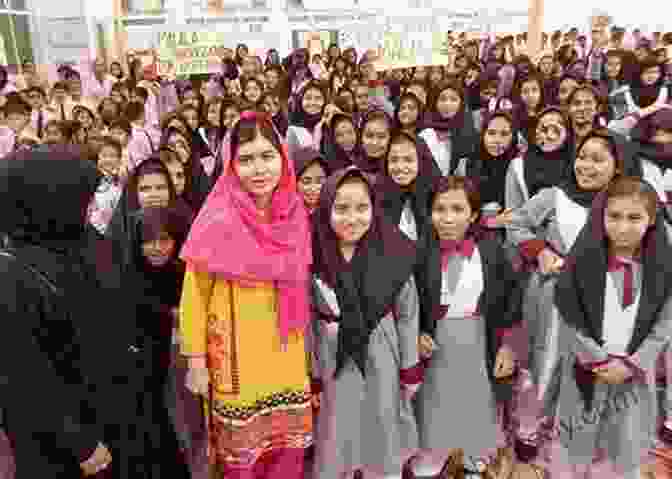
xmin=630 ymin=58 xmax=665 ymax=109
xmin=511 ymin=73 xmax=547 ymax=139
xmin=132 ymin=206 xmax=191 ymax=275
xmin=423 ymin=81 xmax=468 ymax=132
xmin=130 ymin=206 xmax=191 ymax=328
xmin=377 ymin=132 xmax=442 ymax=238
xmin=272 ymin=108 xmax=289 ymax=138
xmin=523 ymin=106 xmax=575 ymax=198
xmin=466 ymin=111 xmax=519 ymax=207
xmin=0 ymin=148 xmax=99 ymax=252
xmin=312 ymin=167 xmax=417 ymax=378
xmin=377 ymin=133 xmax=442 ymax=343
xmin=464 ymin=62 xmax=485 ymax=110
xmin=0 ymin=149 xmax=137 ymax=428
xmin=394 ymin=92 xmax=424 ymax=132
xmin=555 ymin=180 xmax=672 ymax=409
xmin=288 ymin=80 xmax=326 ymax=132
xmin=323 ymin=113 xmax=356 ymax=171
xmin=294 ymin=146 xmax=331 ymax=180
xmin=106 ymin=157 xmax=192 ymax=273
xmin=287 ymin=48 xmax=313 ymax=92
xmin=422 ymin=81 xmax=479 ymax=173
xmin=352 ymin=110 xmax=394 ymax=175
xmin=160 ymin=127 xmax=213 ymax=211
xmin=631 ymin=108 xmax=672 ymax=172
xmin=558 ymin=129 xmax=643 ymax=208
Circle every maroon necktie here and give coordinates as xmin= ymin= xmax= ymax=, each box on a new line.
xmin=607 ymin=256 xmax=636 ymax=308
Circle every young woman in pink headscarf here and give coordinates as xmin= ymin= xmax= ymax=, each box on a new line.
xmin=179 ymin=111 xmax=313 ymax=479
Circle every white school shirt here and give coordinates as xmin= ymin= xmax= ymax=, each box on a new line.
xmin=441 ymin=247 xmax=483 ymax=318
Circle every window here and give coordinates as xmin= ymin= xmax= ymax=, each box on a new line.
xmin=3 ymin=0 xmax=26 ymax=10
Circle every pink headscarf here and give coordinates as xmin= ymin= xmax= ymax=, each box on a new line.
xmin=180 ymin=112 xmax=312 ymax=345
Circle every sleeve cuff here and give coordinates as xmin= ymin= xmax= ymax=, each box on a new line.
xmin=496 ymin=328 xmax=514 ymax=340
xmin=480 ymin=215 xmax=498 ymax=228
xmin=519 ymin=240 xmax=548 ymax=261
xmin=576 ymin=354 xmax=612 ymax=369
xmin=620 ymin=353 xmax=647 ymax=380
xmin=496 ymin=328 xmax=516 ymax=349
xmin=400 ymin=362 xmax=425 ymax=386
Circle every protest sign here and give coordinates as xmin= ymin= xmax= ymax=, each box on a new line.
xmin=343 ymin=11 xmax=483 ymax=70
xmin=372 ymin=31 xmax=455 ymax=70
xmin=158 ymin=29 xmax=283 ymax=76
xmin=158 ymin=31 xmax=231 ymax=76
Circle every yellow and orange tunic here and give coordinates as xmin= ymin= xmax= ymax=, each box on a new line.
xmin=179 ymin=266 xmax=312 ymax=471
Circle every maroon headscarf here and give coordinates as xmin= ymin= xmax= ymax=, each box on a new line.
xmin=631 ymin=108 xmax=672 ymax=172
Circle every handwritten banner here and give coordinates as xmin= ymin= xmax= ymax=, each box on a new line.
xmin=159 ymin=31 xmax=231 ymax=76
xmin=371 ymin=31 xmax=454 ymax=70
xmin=342 ymin=11 xmax=483 ymax=70
xmin=158 ymin=30 xmax=283 ymax=76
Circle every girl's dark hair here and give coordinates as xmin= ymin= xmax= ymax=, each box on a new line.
xmin=431 ymin=176 xmax=482 ymax=219
xmin=605 ymin=176 xmax=658 ymax=221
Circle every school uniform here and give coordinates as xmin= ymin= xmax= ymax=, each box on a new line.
xmin=507 ymin=185 xmax=595 ymax=454
xmin=550 ymin=207 xmax=672 ymax=478
xmin=418 ymin=107 xmax=477 ymax=177
xmin=418 ymin=128 xmax=470 ymax=176
xmin=310 ymin=168 xmax=422 ymax=479
xmin=311 ymin=277 xmax=421 ymax=479
xmin=504 ymin=108 xmax=575 ymax=212
xmin=412 ymin=238 xmax=522 ymax=477
xmin=286 ymin=124 xmax=321 ymax=158
xmin=608 ymin=84 xmax=670 ymax=121
xmin=640 ymin=158 xmax=672 ymax=205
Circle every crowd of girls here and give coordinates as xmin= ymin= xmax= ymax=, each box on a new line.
xmin=0 ymin=26 xmax=672 ymax=479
